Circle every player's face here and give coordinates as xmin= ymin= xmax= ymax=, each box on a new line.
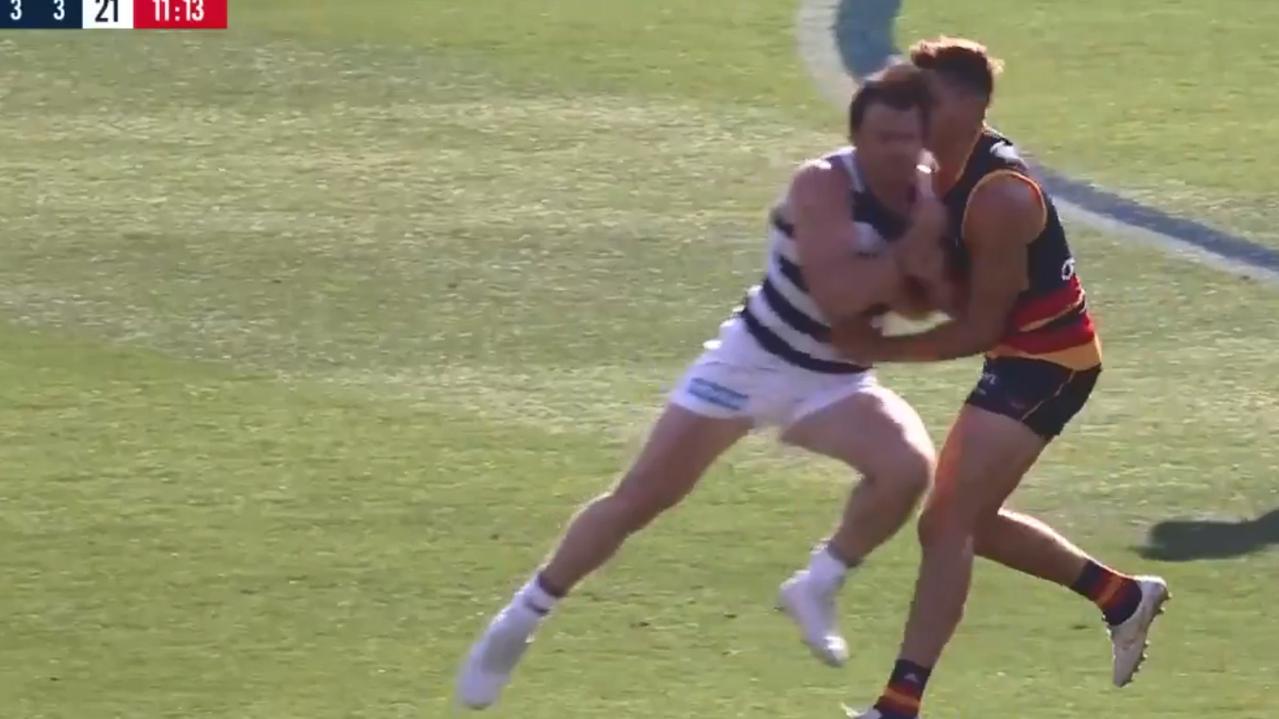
xmin=923 ymin=75 xmax=976 ymax=147
xmin=853 ymin=103 xmax=926 ymax=187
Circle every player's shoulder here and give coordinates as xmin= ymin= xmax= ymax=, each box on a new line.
xmin=966 ymin=171 xmax=1046 ymax=245
xmin=789 ymin=149 xmax=855 ymax=205
xmin=793 ymin=146 xmax=855 ymax=180
xmin=972 ymin=173 xmax=1039 ymax=210
xmin=980 ymin=127 xmax=1031 ymax=170
xmin=971 ymin=129 xmax=1041 ymax=214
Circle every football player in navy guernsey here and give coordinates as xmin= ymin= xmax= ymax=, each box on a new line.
xmin=456 ymin=66 xmax=956 ymax=710
xmin=834 ymin=38 xmax=1170 ymax=719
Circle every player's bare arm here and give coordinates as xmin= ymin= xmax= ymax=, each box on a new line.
xmin=788 ymin=160 xmax=902 ymax=323
xmin=888 ymin=184 xmax=956 ymax=317
xmin=832 ymin=174 xmax=1042 ymax=362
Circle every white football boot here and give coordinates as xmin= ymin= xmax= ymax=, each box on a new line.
xmin=843 ymin=707 xmax=920 ymax=719
xmin=778 ymin=570 xmax=850 ymax=667
xmin=455 ymin=603 xmax=542 ymax=709
xmin=1109 ymin=575 xmax=1171 ymax=687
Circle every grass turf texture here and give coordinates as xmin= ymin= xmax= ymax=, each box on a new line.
xmin=1 ymin=1 xmax=1277 ymax=717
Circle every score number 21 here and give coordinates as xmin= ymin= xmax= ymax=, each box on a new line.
xmin=95 ymin=0 xmax=121 ymax=22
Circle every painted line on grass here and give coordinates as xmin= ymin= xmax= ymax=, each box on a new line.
xmin=795 ymin=0 xmax=1279 ymax=283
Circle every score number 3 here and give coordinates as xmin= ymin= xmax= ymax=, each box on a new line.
xmin=9 ymin=0 xmax=67 ymax=20
xmin=8 ymin=0 xmax=66 ymax=20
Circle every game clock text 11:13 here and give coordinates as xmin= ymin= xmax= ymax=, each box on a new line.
xmin=0 ymin=0 xmax=227 ymax=28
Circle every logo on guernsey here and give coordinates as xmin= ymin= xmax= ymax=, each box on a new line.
xmin=687 ymin=377 xmax=749 ymax=411
xmin=1061 ymin=257 xmax=1077 ymax=280
xmin=993 ymin=142 xmax=1025 ymax=164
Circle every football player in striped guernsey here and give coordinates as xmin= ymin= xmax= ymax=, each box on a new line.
xmin=456 ymin=66 xmax=955 ymax=710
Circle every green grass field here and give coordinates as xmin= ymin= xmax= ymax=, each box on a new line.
xmin=2 ymin=1 xmax=1277 ymax=717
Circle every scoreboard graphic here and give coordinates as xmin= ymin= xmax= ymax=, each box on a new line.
xmin=1 ymin=0 xmax=227 ymax=29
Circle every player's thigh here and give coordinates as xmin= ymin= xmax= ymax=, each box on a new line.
xmin=967 ymin=356 xmax=1101 ymax=444
xmin=615 ymin=403 xmax=751 ymax=507
xmin=932 ymin=356 xmax=1100 ymax=518
xmin=927 ymin=404 xmax=1046 ymax=525
xmin=780 ymin=379 xmax=935 ymax=483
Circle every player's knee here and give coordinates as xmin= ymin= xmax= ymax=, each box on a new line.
xmin=606 ymin=466 xmax=692 ymax=530
xmin=970 ymin=508 xmax=1007 ymax=553
xmin=886 ymin=444 xmax=934 ymax=501
xmin=867 ymin=438 xmax=934 ymax=504
xmin=916 ymin=495 xmax=976 ymax=550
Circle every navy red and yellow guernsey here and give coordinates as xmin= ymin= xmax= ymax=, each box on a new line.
xmin=938 ymin=127 xmax=1102 ymax=371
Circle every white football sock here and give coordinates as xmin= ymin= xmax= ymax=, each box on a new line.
xmin=807 ymin=544 xmax=857 ymax=591
xmin=514 ymin=575 xmax=560 ymax=616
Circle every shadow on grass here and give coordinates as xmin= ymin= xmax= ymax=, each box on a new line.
xmin=1138 ymin=509 xmax=1279 ymax=561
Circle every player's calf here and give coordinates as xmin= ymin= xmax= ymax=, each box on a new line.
xmin=971 ymin=509 xmax=1171 ymax=686
xmin=786 ymin=384 xmax=935 ymax=563
xmin=537 ymin=472 xmax=687 ymax=588
xmin=903 ymin=487 xmax=979 ymax=655
xmin=829 ymin=458 xmax=932 ymax=562
xmin=454 ymin=405 xmax=747 ymax=709
xmin=778 ymin=385 xmax=934 ymax=668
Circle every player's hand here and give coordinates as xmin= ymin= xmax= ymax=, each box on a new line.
xmin=915 ymin=159 xmax=939 ymax=197
xmin=890 ymin=278 xmax=937 ymax=320
xmin=911 ymin=193 xmax=948 ymax=241
xmin=896 ymin=196 xmax=948 ymax=281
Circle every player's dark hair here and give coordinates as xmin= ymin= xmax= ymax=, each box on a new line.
xmin=848 ymin=63 xmax=933 ymax=137
xmin=909 ymin=36 xmax=1004 ymax=100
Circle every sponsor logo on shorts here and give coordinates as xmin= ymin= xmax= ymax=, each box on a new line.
xmin=976 ymin=370 xmax=1032 ymax=413
xmin=686 ymin=377 xmax=749 ymax=411
xmin=975 ymin=371 xmax=1000 ymax=395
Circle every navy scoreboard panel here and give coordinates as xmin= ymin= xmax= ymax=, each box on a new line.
xmin=0 ymin=0 xmax=227 ymax=29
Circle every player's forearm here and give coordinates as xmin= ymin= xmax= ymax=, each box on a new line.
xmin=895 ymin=225 xmax=944 ymax=281
xmin=922 ymin=278 xmax=964 ymax=318
xmin=872 ymin=318 xmax=1000 ymax=362
xmin=806 ymin=253 xmax=899 ymax=323
xmin=892 ymin=222 xmax=957 ymax=314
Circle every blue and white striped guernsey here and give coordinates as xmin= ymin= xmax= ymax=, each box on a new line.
xmin=736 ymin=146 xmax=910 ymax=374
